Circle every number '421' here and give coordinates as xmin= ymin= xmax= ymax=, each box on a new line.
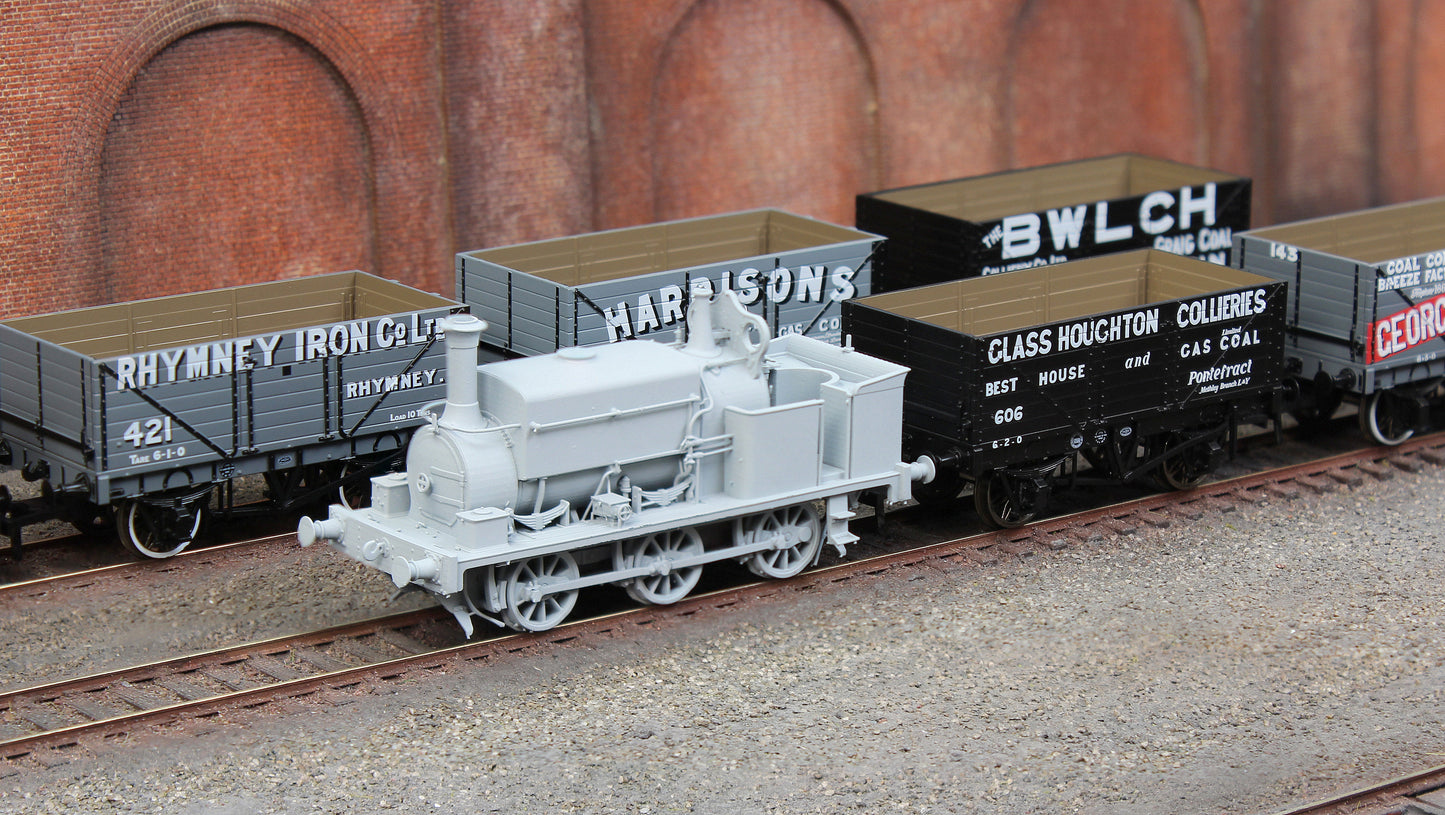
xmin=122 ymin=416 xmax=173 ymax=448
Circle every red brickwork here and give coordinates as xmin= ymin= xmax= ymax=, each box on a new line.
xmin=1005 ymin=1 xmax=1208 ymax=165
xmin=1262 ymin=0 xmax=1376 ymax=222
xmin=649 ymin=0 xmax=876 ymax=226
xmin=2 ymin=0 xmax=452 ymax=315
xmin=1 ymin=1 xmax=1442 ymax=317
xmin=99 ymin=24 xmax=374 ymax=302
xmin=441 ymin=1 xmax=593 ymax=251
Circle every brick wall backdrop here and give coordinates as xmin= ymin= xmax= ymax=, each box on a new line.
xmin=0 ymin=0 xmax=1441 ymax=316
xmin=99 ymin=23 xmax=375 ymax=302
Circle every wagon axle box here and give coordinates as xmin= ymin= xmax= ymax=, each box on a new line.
xmin=1233 ymin=197 xmax=1445 ymax=444
xmin=857 ymin=154 xmax=1251 ymax=293
xmin=0 ymin=271 xmax=463 ymax=512
xmin=843 ymin=249 xmax=1284 ymax=520
xmin=457 ymin=209 xmax=880 ymax=356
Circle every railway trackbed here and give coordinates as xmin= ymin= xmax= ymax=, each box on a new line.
xmin=0 ymin=432 xmax=1441 ymax=773
xmin=0 ymin=420 xmax=1319 ymax=600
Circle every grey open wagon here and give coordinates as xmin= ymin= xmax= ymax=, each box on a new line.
xmin=0 ymin=271 xmax=462 ymax=557
xmin=1233 ymin=197 xmax=1445 ymax=445
xmin=457 ymin=209 xmax=880 ymax=356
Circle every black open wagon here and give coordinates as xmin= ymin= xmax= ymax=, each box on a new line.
xmin=844 ymin=249 xmax=1284 ymax=526
xmin=856 ymin=154 xmax=1251 ymax=293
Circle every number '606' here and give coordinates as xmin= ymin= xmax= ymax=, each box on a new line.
xmin=993 ymin=406 xmax=1023 ymax=424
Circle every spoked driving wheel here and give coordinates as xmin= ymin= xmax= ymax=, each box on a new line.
xmin=613 ymin=528 xmax=705 ymax=605
xmin=1358 ymin=389 xmax=1416 ymax=446
xmin=501 ymin=551 xmax=580 ymax=632
xmin=1153 ymin=433 xmax=1213 ymax=491
xmin=972 ymin=470 xmax=1043 ymax=529
xmin=116 ymin=491 xmax=209 ymax=559
xmin=738 ymin=503 xmax=822 ymax=579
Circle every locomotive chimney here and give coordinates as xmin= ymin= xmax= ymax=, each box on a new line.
xmin=438 ymin=314 xmax=488 ymax=432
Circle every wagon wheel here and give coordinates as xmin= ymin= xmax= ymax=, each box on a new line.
xmin=116 ymin=492 xmax=208 ymax=559
xmin=612 ymin=528 xmax=704 ymax=605
xmin=1358 ymin=389 xmax=1415 ymax=446
xmin=1290 ymin=390 xmax=1343 ymax=430
xmin=500 ymin=551 xmax=580 ymax=632
xmin=972 ymin=470 xmax=1043 ymax=529
xmin=311 ymin=460 xmax=374 ymax=509
xmin=737 ymin=503 xmax=822 ymax=579
xmin=1153 ymin=433 xmax=1213 ymax=491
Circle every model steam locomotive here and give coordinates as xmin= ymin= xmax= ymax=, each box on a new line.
xmin=299 ymin=292 xmax=932 ymax=636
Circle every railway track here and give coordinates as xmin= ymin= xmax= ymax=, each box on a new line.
xmin=0 ymin=491 xmax=296 ymax=591
xmin=0 ymin=431 xmax=1440 ymax=773
xmin=0 ymin=533 xmax=297 ymax=603
xmin=1272 ymin=764 xmax=1445 ymax=815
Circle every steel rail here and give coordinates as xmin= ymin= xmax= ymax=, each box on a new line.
xmin=0 ymin=533 xmax=294 ymax=600
xmin=1267 ymin=763 xmax=1445 ymax=815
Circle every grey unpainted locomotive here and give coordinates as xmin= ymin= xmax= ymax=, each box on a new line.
xmin=299 ymin=292 xmax=933 ymax=635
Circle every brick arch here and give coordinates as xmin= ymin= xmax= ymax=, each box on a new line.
xmin=98 ymin=24 xmax=377 ymax=301
xmin=63 ymin=1 xmax=393 ymax=305
xmin=1003 ymin=0 xmax=1209 ymax=167
xmin=648 ymin=0 xmax=879 ymax=225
